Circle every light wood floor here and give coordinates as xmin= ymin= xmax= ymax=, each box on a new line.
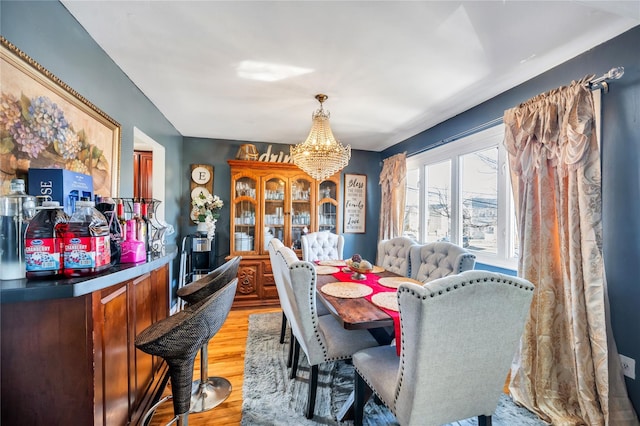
xmin=149 ymin=306 xmax=281 ymax=426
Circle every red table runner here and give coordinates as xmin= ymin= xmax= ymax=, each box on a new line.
xmin=331 ymin=270 xmax=402 ymax=356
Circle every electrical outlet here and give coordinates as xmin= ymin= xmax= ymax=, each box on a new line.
xmin=620 ymin=354 xmax=635 ymax=379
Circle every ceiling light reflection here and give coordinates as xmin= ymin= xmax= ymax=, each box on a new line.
xmin=236 ymin=60 xmax=313 ymax=82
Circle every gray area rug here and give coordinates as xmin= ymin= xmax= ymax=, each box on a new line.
xmin=241 ymin=312 xmax=547 ymax=425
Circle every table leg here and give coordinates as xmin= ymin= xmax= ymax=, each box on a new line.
xmin=367 ymin=326 xmax=394 ymax=345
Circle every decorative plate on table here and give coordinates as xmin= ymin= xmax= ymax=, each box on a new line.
xmin=318 ymin=260 xmax=347 ymax=267
xmin=315 ymin=265 xmax=340 ymax=275
xmin=378 ymin=276 xmax=423 ymax=289
xmin=370 ymin=265 xmax=385 ymax=274
xmin=371 ymin=292 xmax=399 ymax=312
xmin=320 ymin=282 xmax=373 ymax=299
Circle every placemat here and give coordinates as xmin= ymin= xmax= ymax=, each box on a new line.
xmin=378 ymin=276 xmax=423 ymax=289
xmin=371 ymin=292 xmax=399 ymax=312
xmin=320 ymin=282 xmax=373 ymax=299
xmin=317 ymin=260 xmax=347 ymax=267
xmin=315 ymin=265 xmax=340 ymax=275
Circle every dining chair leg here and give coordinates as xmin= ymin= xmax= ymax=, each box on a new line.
xmin=280 ymin=312 xmax=287 ymax=344
xmin=305 ymin=364 xmax=319 ymax=419
xmin=287 ymin=328 xmax=294 ymax=368
xmin=289 ymin=338 xmax=300 ymax=379
xmin=354 ymin=370 xmax=369 ymax=426
xmin=479 ymin=415 xmax=492 ymax=426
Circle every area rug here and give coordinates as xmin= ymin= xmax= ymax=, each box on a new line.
xmin=241 ymin=312 xmax=547 ymax=426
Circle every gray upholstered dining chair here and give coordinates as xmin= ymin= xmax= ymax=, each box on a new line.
xmin=376 ymin=236 xmax=418 ymax=277
xmin=135 ymin=278 xmax=238 ymax=426
xmin=409 ymin=241 xmax=476 ymax=283
xmin=352 ymin=270 xmax=535 ymax=426
xmin=275 ymin=245 xmax=380 ymax=419
xmin=301 ymin=231 xmax=344 ymax=262
xmin=268 ymin=238 xmax=330 ymax=348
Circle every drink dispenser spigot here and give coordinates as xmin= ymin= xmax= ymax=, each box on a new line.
xmin=0 ymin=179 xmax=37 ymax=280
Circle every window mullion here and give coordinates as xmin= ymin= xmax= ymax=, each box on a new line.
xmin=451 ymin=155 xmax=461 ymax=245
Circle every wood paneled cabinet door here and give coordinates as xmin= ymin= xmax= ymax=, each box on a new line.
xmin=227 ymin=160 xmax=340 ymax=307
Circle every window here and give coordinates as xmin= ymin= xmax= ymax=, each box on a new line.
xmin=404 ymin=124 xmax=517 ymax=269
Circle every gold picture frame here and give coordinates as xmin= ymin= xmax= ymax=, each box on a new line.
xmin=0 ymin=36 xmax=121 ymax=197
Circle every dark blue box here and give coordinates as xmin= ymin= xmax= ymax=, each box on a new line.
xmin=28 ymin=169 xmax=93 ymax=215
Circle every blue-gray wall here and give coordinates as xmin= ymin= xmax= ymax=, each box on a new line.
xmin=384 ymin=25 xmax=640 ymax=413
xmin=182 ymin=138 xmax=382 ymax=265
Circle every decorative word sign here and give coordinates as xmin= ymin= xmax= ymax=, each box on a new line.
xmin=258 ymin=145 xmax=293 ymax=163
xmin=343 ymin=173 xmax=366 ymax=233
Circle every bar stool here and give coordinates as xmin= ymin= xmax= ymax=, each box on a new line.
xmin=176 ymin=256 xmax=241 ymax=413
xmin=135 ymin=278 xmax=238 ymax=426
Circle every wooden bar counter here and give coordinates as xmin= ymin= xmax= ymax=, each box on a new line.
xmin=0 ymin=246 xmax=177 ymax=426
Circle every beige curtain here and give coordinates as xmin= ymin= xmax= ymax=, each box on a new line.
xmin=378 ymin=153 xmax=406 ymax=241
xmin=504 ymin=77 xmax=638 ymax=425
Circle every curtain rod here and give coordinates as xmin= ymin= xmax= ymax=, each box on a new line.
xmin=407 ymin=66 xmax=624 ymax=158
xmin=586 ymin=66 xmax=624 ymax=93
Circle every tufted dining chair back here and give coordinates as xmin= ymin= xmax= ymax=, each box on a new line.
xmin=409 ymin=241 xmax=475 ymax=283
xmin=352 ymin=271 xmax=535 ymax=426
xmin=376 ymin=236 xmax=418 ymax=277
xmin=301 ymin=231 xmax=344 ymax=262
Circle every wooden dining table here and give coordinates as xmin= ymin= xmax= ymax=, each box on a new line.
xmin=316 ymin=271 xmax=398 ymax=344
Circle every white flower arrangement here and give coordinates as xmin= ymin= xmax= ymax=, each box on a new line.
xmin=190 ymin=192 xmax=223 ymax=239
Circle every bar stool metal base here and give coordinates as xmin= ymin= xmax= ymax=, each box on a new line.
xmin=189 ymin=376 xmax=232 ymax=413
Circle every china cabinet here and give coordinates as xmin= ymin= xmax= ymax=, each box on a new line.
xmin=227 ymin=160 xmax=340 ymax=306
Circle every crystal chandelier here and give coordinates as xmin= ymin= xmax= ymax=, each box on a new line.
xmin=291 ymin=94 xmax=351 ymax=181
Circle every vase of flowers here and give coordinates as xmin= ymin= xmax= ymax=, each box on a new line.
xmin=190 ymin=192 xmax=223 ymax=239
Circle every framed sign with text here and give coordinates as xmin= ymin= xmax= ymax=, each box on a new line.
xmin=343 ymin=173 xmax=367 ymax=233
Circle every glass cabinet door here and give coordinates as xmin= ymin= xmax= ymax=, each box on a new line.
xmin=263 ymin=177 xmax=285 ymax=250
xmin=233 ymin=177 xmax=256 ymax=252
xmin=290 ymin=177 xmax=312 ymax=249
xmin=318 ymin=180 xmax=338 ymax=233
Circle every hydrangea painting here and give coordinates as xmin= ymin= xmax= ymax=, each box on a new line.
xmin=0 ymin=37 xmax=120 ymax=196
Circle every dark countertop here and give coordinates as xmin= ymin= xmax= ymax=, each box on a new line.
xmin=0 ymin=245 xmax=178 ymax=304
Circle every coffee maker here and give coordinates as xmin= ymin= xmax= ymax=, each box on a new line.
xmin=178 ymin=233 xmax=216 ymax=289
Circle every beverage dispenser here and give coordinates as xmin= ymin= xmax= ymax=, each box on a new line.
xmin=0 ymin=179 xmax=36 ymax=280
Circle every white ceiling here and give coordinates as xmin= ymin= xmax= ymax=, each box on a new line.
xmin=61 ymin=1 xmax=639 ymax=152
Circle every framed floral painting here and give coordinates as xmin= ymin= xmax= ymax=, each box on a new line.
xmin=0 ymin=36 xmax=121 ymax=197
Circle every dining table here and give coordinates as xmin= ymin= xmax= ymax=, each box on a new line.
xmin=314 ymin=261 xmax=423 ymax=421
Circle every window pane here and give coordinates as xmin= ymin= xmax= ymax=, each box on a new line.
xmin=461 ymin=148 xmax=497 ymax=254
xmin=404 ymin=168 xmax=420 ymax=240
xmin=426 ymin=161 xmax=451 ymax=243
